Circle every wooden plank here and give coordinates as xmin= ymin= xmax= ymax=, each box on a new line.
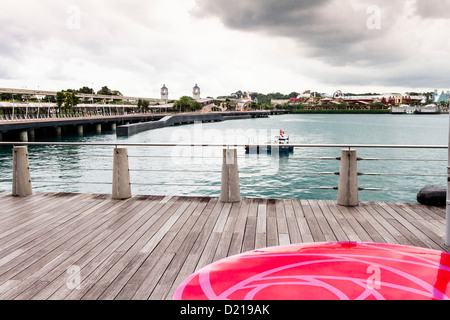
xmin=139 ymin=198 xmax=192 ymax=254
xmin=0 ymin=197 xmax=124 ymax=287
xmin=140 ymin=200 xmax=211 ymax=300
xmin=165 ymin=199 xmax=207 ymax=254
xmin=242 ymin=216 xmax=257 ymax=253
xmin=375 ymin=202 xmax=434 ymax=249
xmin=386 ymin=203 xmax=447 ymax=251
xmin=324 ymin=200 xmax=360 ymax=242
xmin=300 ymin=200 xmax=325 ymax=242
xmin=118 ymin=193 xmax=198 ymax=301
xmin=46 ymin=198 xmax=166 ymax=300
xmin=6 ymin=198 xmax=149 ymax=299
xmin=355 ymin=203 xmax=398 ymax=244
xmin=405 ymin=203 xmax=445 ymax=224
xmin=0 ymin=193 xmax=93 ymax=248
xmin=292 ymin=200 xmax=313 ymax=243
xmin=255 ymin=201 xmax=267 ymax=249
xmin=346 ymin=205 xmax=385 ymax=243
xmin=140 ymin=253 xmax=175 ymax=300
xmin=276 ymin=200 xmax=290 ymax=245
xmin=317 ymin=200 xmax=348 ymax=242
xmin=242 ymin=199 xmax=258 ymax=251
xmin=214 ymin=202 xmax=241 ymax=261
xmin=62 ymin=197 xmax=175 ymax=300
xmin=266 ymin=199 xmax=278 ymax=247
xmin=308 ymin=200 xmax=335 ymax=242
xmin=190 ymin=198 xmax=221 ymax=257
xmin=335 ymin=204 xmax=373 ymax=243
xmin=284 ymin=200 xmax=302 ymax=245
xmin=0 ymin=192 xmax=448 ymax=301
xmin=81 ymin=198 xmax=187 ymax=300
xmin=108 ymin=197 xmax=180 ymax=255
xmin=227 ymin=198 xmax=250 ymax=256
xmin=87 ymin=199 xmax=185 ymax=300
xmin=360 ymin=202 xmax=408 ymax=245
xmin=193 ymin=199 xmax=225 ymax=271
xmin=36 ymin=198 xmax=162 ymax=300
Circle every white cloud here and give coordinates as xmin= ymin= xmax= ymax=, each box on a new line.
xmin=0 ymin=0 xmax=449 ymax=98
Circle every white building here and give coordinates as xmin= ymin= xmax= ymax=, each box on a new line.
xmin=193 ymin=84 xmax=201 ymax=100
xmin=161 ymin=84 xmax=168 ymax=101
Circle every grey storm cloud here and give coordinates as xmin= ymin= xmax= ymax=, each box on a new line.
xmin=192 ymin=0 xmax=450 ymax=88
xmin=414 ymin=0 xmax=450 ymax=19
xmin=192 ymin=0 xmax=402 ymax=58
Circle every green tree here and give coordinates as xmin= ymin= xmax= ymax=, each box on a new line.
xmin=78 ymin=86 xmax=94 ymax=94
xmin=56 ymin=92 xmax=65 ymax=109
xmin=97 ymin=86 xmax=113 ymax=95
xmin=138 ymin=99 xmax=150 ymax=112
xmin=61 ymin=91 xmax=79 ymax=115
xmin=173 ymin=96 xmax=202 ymax=112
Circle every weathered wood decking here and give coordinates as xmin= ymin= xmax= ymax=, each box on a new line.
xmin=0 ymin=191 xmax=447 ymax=300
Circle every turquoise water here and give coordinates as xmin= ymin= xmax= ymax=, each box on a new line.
xmin=0 ymin=114 xmax=448 ymax=203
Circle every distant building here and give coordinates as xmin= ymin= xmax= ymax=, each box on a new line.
xmin=161 ymin=84 xmax=168 ymax=101
xmin=433 ymin=89 xmax=439 ymax=103
xmin=436 ymin=91 xmax=449 ymax=104
xmin=193 ymin=84 xmax=201 ymax=100
xmin=271 ymin=99 xmax=290 ymax=106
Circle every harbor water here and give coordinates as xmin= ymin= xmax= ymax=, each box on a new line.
xmin=0 ymin=113 xmax=448 ymax=203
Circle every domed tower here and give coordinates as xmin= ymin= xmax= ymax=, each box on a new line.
xmin=193 ymin=84 xmax=201 ymax=100
xmin=161 ymin=84 xmax=169 ymax=101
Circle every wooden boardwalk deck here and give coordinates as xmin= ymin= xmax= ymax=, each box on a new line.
xmin=0 ymin=191 xmax=448 ymax=300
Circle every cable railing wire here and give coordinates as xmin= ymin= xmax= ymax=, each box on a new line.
xmin=0 ymin=141 xmax=447 ymax=196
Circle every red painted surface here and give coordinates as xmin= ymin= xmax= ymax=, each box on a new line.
xmin=173 ymin=242 xmax=450 ymax=300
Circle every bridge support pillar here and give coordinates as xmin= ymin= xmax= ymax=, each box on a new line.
xmin=112 ymin=148 xmax=131 ymax=200
xmin=111 ymin=123 xmax=117 ymax=131
xmin=0 ymin=132 xmax=3 ymax=141
xmin=55 ymin=126 xmax=62 ymax=137
xmin=337 ymin=149 xmax=359 ymax=207
xmin=96 ymin=123 xmax=102 ymax=134
xmin=12 ymin=146 xmax=32 ymax=197
xmin=220 ymin=148 xmax=241 ymax=203
xmin=29 ymin=129 xmax=35 ymax=141
xmin=77 ymin=125 xmax=84 ymax=136
xmin=19 ymin=131 xmax=28 ymax=142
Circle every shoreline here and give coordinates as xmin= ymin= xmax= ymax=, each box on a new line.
xmin=291 ymin=109 xmax=390 ymax=114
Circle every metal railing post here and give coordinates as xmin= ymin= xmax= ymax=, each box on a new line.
xmin=112 ymin=147 xmax=132 ymax=200
xmin=220 ymin=148 xmax=241 ymax=203
xmin=337 ymin=149 xmax=359 ymax=207
xmin=12 ymin=146 xmax=32 ymax=196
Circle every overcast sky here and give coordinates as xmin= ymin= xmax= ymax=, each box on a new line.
xmin=0 ymin=0 xmax=449 ymax=99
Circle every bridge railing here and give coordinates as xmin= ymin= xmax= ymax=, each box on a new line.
xmin=0 ymin=142 xmax=447 ymax=207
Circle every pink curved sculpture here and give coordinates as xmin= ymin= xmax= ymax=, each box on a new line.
xmin=173 ymin=242 xmax=450 ymax=300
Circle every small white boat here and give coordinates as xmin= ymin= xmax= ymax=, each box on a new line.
xmin=245 ymin=130 xmax=294 ymax=153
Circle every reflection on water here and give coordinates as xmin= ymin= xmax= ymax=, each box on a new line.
xmin=0 ymin=114 xmax=447 ymax=203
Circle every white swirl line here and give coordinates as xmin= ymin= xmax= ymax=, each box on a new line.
xmin=174 ymin=243 xmax=450 ymax=300
xmin=239 ymin=275 xmax=441 ymax=300
xmin=210 ymin=255 xmax=449 ymax=300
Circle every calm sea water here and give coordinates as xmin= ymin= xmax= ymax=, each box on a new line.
xmin=0 ymin=114 xmax=448 ymax=203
